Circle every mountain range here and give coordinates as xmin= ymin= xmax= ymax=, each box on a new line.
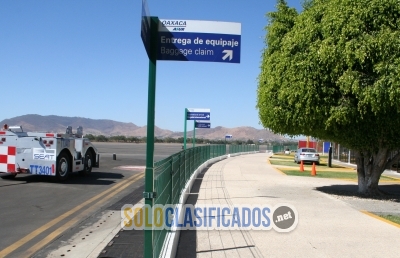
xmin=0 ymin=114 xmax=288 ymax=141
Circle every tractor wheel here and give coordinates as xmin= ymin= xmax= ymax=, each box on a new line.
xmin=79 ymin=151 xmax=93 ymax=176
xmin=56 ymin=152 xmax=70 ymax=181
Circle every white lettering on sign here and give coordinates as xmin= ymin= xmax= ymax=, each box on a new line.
xmin=161 ymin=47 xmax=193 ymax=56
xmin=205 ymin=38 xmax=239 ymax=47
xmin=161 ymin=36 xmax=191 ymax=45
xmin=195 ymin=48 xmax=214 ymax=56
xmin=194 ymin=37 xmax=203 ymax=44
xmin=160 ymin=37 xmax=239 ymax=48
xmin=160 ymin=47 xmax=214 ymax=57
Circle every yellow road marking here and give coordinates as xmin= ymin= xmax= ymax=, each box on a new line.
xmin=23 ymin=173 xmax=144 ymax=257
xmin=267 ymin=159 xmax=286 ymax=175
xmin=361 ymin=210 xmax=400 ymax=229
xmin=0 ymin=172 xmax=144 ymax=258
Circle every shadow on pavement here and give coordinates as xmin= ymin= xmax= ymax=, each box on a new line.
xmin=0 ymin=171 xmax=126 ymax=186
xmin=175 ymin=166 xmax=210 ymax=258
xmin=315 ymin=184 xmax=400 ymax=202
xmin=97 ymin=165 xmax=211 ymax=258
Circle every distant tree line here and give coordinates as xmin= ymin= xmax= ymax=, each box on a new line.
xmin=83 ymin=134 xmax=279 ymax=145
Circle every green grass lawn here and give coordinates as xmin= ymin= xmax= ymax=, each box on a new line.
xmin=269 ymin=159 xmax=296 ymax=166
xmin=282 ymin=169 xmax=356 ymax=179
xmin=269 ymin=154 xmax=397 ymax=181
xmin=271 ymin=154 xmax=294 ymax=160
xmin=270 ymin=155 xmax=343 ymax=168
xmin=378 ymin=214 xmax=400 ymax=225
xmin=280 ymin=169 xmax=396 ymax=180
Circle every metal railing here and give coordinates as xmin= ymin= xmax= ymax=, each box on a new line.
xmin=150 ymin=144 xmax=259 ymax=257
xmin=152 ymin=144 xmax=225 ymax=257
xmin=271 ymin=145 xmax=298 ymax=153
xmin=229 ymin=144 xmax=260 ymax=154
xmin=333 ymin=146 xmax=400 ymax=166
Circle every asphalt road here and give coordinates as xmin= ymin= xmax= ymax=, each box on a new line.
xmin=0 ymin=142 xmax=183 ymax=258
xmin=94 ymin=142 xmax=185 ymax=164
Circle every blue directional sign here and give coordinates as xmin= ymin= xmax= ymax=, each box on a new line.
xmin=225 ymin=134 xmax=233 ymax=139
xmin=187 ymin=108 xmax=210 ymax=120
xmin=141 ymin=0 xmax=151 ymax=58
xmin=158 ymin=19 xmax=241 ymax=63
xmin=195 ymin=120 xmax=211 ymax=129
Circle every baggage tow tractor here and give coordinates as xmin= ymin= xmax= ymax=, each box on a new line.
xmin=0 ymin=124 xmax=100 ymax=181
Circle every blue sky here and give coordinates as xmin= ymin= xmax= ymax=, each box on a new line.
xmin=0 ymin=0 xmax=303 ymax=132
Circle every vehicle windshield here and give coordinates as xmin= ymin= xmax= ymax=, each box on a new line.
xmin=301 ymin=148 xmax=316 ymax=153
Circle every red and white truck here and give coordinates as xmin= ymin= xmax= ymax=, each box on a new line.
xmin=0 ymin=124 xmax=99 ymax=181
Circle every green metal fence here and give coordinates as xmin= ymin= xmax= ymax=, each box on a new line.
xmin=152 ymin=144 xmax=226 ymax=257
xmin=149 ymin=144 xmax=260 ymax=257
xmin=229 ymin=144 xmax=259 ymax=154
xmin=272 ymin=144 xmax=298 ymax=153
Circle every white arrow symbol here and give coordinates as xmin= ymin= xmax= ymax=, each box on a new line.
xmin=222 ymin=50 xmax=233 ymax=61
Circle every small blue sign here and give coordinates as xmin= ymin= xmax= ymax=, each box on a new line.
xmin=195 ymin=121 xmax=211 ymax=128
xmin=158 ymin=19 xmax=241 ymax=63
xmin=225 ymin=135 xmax=233 ymax=139
xmin=187 ymin=108 xmax=210 ymax=120
xmin=187 ymin=112 xmax=210 ymax=120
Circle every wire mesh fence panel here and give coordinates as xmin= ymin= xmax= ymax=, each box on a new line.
xmin=228 ymin=144 xmax=259 ymax=154
xmin=149 ymin=144 xmax=264 ymax=257
xmin=153 ymin=157 xmax=172 ymax=258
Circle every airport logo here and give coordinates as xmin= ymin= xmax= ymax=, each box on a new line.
xmin=162 ymin=20 xmax=187 ymax=27
xmin=121 ymin=204 xmax=298 ymax=232
xmin=161 ymin=20 xmax=186 ymax=31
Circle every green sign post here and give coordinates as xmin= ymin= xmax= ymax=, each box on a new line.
xmin=183 ymin=108 xmax=187 ymax=150
xmin=141 ymin=1 xmax=240 ymax=256
xmin=193 ymin=120 xmax=196 ymax=148
xmin=183 ymin=108 xmax=210 ymax=149
xmin=141 ymin=0 xmax=158 ymax=255
xmin=143 ymin=16 xmax=158 ymax=258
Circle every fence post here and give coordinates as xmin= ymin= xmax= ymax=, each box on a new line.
xmin=348 ymin=150 xmax=351 ymax=164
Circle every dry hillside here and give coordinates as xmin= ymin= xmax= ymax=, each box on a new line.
xmin=0 ymin=114 xmax=287 ymax=141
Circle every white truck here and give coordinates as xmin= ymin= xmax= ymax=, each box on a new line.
xmin=0 ymin=124 xmax=99 ymax=181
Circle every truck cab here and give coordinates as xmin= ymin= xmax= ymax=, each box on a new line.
xmin=0 ymin=124 xmax=100 ymax=181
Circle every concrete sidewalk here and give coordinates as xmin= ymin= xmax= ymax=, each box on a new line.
xmin=175 ymin=153 xmax=400 ymax=257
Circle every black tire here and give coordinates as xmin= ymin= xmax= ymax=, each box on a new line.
xmin=56 ymin=152 xmax=70 ymax=181
xmin=1 ymin=174 xmax=17 ymax=180
xmin=316 ymin=162 xmax=320 ymax=165
xmin=79 ymin=151 xmax=93 ymax=176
